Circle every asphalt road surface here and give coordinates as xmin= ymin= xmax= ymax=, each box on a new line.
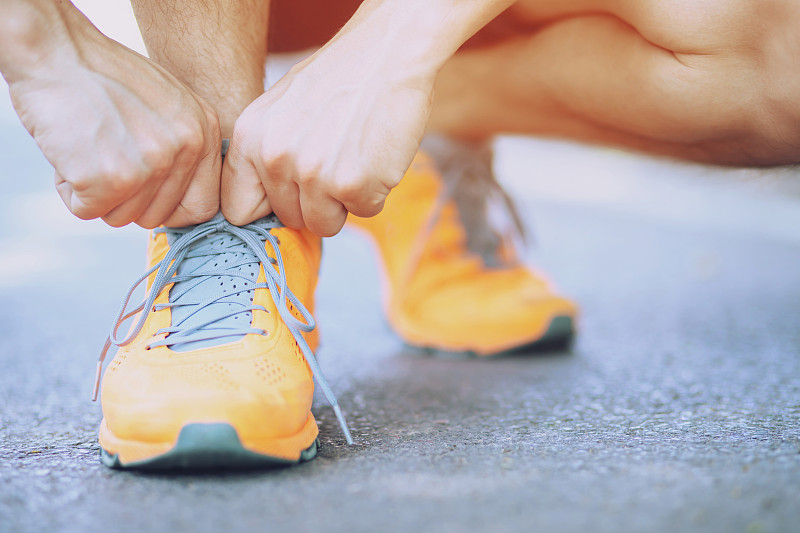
xmin=1 ymin=106 xmax=799 ymax=532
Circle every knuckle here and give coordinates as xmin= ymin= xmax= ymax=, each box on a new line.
xmin=175 ymin=119 xmax=206 ymax=153
xmin=67 ymin=173 xmax=94 ymax=193
xmin=354 ymin=198 xmax=386 ymax=218
xmin=113 ymin=167 xmax=148 ymax=192
xmin=258 ymin=140 xmax=279 ymax=165
xmin=296 ymin=171 xmax=318 ymax=188
xmin=308 ymin=214 xmax=346 ymax=238
xmin=65 ymin=163 xmax=110 ymax=193
xmin=333 ymin=176 xmax=368 ymax=203
xmin=262 ymin=152 xmax=295 ymax=184
xmin=139 ymin=143 xmax=176 ymax=177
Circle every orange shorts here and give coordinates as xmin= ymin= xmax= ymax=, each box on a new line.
xmin=268 ymin=0 xmax=530 ymax=54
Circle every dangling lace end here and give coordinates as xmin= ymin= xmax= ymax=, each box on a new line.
xmin=92 ymin=338 xmax=112 ymax=402
xmin=92 ymin=361 xmax=103 ymax=402
xmin=333 ymin=404 xmax=354 ymax=445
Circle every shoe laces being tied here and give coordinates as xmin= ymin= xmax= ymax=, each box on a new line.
xmin=92 ymin=213 xmax=354 ymax=445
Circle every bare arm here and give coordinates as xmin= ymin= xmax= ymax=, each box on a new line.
xmin=0 ymin=0 xmax=222 ymax=228
xmin=221 ymin=0 xmax=515 ymax=235
xmin=129 ymin=0 xmax=513 ymax=235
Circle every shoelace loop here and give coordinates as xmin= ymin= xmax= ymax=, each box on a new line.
xmin=92 ymin=215 xmax=354 ymax=445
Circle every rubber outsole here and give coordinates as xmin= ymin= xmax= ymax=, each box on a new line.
xmin=100 ymin=423 xmax=318 ymax=471
xmin=407 ymin=315 xmax=575 ymax=358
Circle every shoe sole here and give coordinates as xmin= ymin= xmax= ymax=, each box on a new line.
xmin=406 ymin=315 xmax=575 ymax=358
xmin=344 ymin=225 xmax=577 ymax=357
xmin=100 ymin=423 xmax=318 ymax=471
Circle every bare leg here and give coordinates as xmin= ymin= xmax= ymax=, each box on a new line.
xmin=130 ymin=1 xmax=270 ymax=138
xmin=429 ymin=0 xmax=800 ymax=166
xmin=266 ymin=0 xmax=800 ymax=166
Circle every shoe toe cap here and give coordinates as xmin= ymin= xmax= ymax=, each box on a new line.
xmin=100 ymin=357 xmax=314 ymax=445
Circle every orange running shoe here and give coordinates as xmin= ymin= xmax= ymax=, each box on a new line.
xmin=347 ymin=135 xmax=577 ymax=355
xmin=93 ymin=214 xmax=352 ymax=470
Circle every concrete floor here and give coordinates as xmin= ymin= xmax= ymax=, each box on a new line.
xmin=1 ymin=80 xmax=800 ymax=532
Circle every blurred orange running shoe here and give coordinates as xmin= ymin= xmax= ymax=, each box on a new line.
xmin=93 ymin=214 xmax=352 ymax=470
xmin=347 ymin=135 xmax=577 ymax=356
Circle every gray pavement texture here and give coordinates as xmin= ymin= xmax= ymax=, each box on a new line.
xmin=1 ymin=115 xmax=800 ymax=533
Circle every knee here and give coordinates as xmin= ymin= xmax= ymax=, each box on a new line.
xmin=652 ymin=0 xmax=800 ymax=163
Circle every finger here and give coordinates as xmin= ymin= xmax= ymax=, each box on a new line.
xmin=54 ymin=172 xmax=74 ymax=212
xmin=257 ymin=154 xmax=304 ymax=228
xmin=343 ymin=194 xmax=387 ymax=218
xmin=55 ymin=172 xmax=115 ymax=221
xmin=159 ymin=149 xmax=221 ymax=228
xmin=153 ymin=108 xmax=222 ymax=228
xmin=102 ymin=181 xmax=163 ymax=228
xmin=299 ymin=186 xmax=348 ymax=237
xmin=101 ymin=163 xmax=177 ymax=228
xmin=333 ymin=176 xmax=392 ymax=219
xmin=103 ymin=148 xmax=193 ymax=228
xmin=266 ymin=181 xmax=304 ymax=229
xmin=220 ymin=145 xmax=271 ymax=226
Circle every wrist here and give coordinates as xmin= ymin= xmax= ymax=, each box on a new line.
xmin=0 ymin=1 xmax=83 ymax=84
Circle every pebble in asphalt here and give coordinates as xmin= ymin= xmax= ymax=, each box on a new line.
xmin=0 ymin=122 xmax=799 ymax=533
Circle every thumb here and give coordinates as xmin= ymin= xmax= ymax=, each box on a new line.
xmin=54 ymin=171 xmax=105 ymax=220
xmin=160 ymin=143 xmax=222 ymax=228
xmin=220 ymin=139 xmax=272 ymax=226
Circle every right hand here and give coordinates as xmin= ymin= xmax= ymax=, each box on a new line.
xmin=7 ymin=30 xmax=222 ymax=229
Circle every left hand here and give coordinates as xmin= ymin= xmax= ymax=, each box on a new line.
xmin=220 ymin=42 xmax=435 ymax=237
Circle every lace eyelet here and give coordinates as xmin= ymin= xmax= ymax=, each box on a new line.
xmin=98 ymin=216 xmax=353 ymax=444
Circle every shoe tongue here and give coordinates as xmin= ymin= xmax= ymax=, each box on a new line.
xmin=167 ymin=225 xmax=261 ymax=352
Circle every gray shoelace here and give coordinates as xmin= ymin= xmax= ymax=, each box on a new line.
xmin=397 ymin=135 xmax=530 ymax=291
xmin=92 ymin=214 xmax=354 ymax=445
xmin=421 ymin=134 xmax=528 ymax=268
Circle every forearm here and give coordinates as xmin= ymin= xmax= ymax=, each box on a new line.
xmin=319 ymin=0 xmax=516 ymax=80
xmin=0 ymin=0 xmax=87 ymax=83
xmin=218 ymin=0 xmax=514 ymax=231
xmin=130 ymin=0 xmax=269 ymax=137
